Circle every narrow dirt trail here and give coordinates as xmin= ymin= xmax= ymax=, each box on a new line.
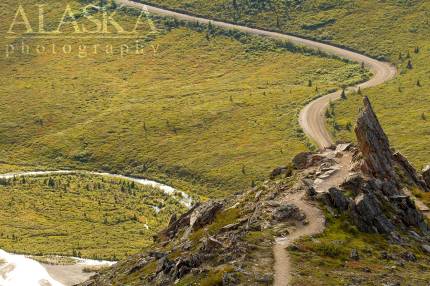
xmin=112 ymin=1 xmax=397 ymax=285
xmin=273 ymin=192 xmax=325 ymax=285
xmin=273 ymin=151 xmax=351 ymax=286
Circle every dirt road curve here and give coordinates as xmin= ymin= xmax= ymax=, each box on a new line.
xmin=118 ymin=0 xmax=397 ymax=149
xmin=114 ymin=1 xmax=398 ymax=285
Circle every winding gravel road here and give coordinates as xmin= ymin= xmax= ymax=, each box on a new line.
xmin=118 ymin=0 xmax=397 ymax=149
xmin=114 ymin=1 xmax=398 ymax=285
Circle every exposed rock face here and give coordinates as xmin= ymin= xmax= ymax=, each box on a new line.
xmin=394 ymin=152 xmax=430 ymax=192
xmin=350 ymin=193 xmax=394 ymax=234
xmin=355 ymin=97 xmax=397 ymax=181
xmin=322 ymin=97 xmax=429 ymax=235
xmin=156 ymin=201 xmax=223 ymax=242
xmin=328 ymin=187 xmax=351 ymax=211
xmin=190 ymin=201 xmax=224 ymax=230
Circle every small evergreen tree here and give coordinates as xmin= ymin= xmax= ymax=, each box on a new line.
xmin=407 ymin=60 xmax=413 ymax=69
xmin=340 ymin=89 xmax=347 ymax=99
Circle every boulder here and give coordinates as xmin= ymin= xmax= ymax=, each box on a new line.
xmin=156 ymin=204 xmax=200 ymax=242
xmin=422 ymin=165 xmax=430 ymax=188
xmin=292 ymin=152 xmax=312 ymax=169
xmin=340 ymin=173 xmax=364 ymax=193
xmin=270 ymin=166 xmax=292 ymax=179
xmin=156 ymin=257 xmax=174 ymax=274
xmin=202 ymin=236 xmax=224 ymax=252
xmin=302 ymin=179 xmax=317 ymax=197
xmin=422 ymin=244 xmax=430 ymax=254
xmin=272 ymin=204 xmax=306 ymax=222
xmin=350 ymin=193 xmax=394 ymax=234
xmin=328 ymin=187 xmax=351 ymax=211
xmin=190 ymin=201 xmax=224 ymax=230
xmin=156 ymin=201 xmax=223 ymax=242
xmin=336 ymin=143 xmax=352 ymax=152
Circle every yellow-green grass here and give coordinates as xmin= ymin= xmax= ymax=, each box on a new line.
xmin=0 ymin=174 xmax=186 ymax=260
xmin=0 ymin=0 xmax=368 ymax=197
xmin=144 ymin=0 xmax=430 ymax=168
xmin=290 ymin=214 xmax=430 ymax=286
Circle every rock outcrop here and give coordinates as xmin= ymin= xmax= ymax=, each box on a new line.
xmin=354 ymin=97 xmax=397 ymax=182
xmin=394 ymin=152 xmax=430 ymax=192
xmin=323 ymin=97 xmax=429 ymax=235
xmin=79 ymin=97 xmax=430 ymax=286
xmin=156 ymin=201 xmax=223 ymax=242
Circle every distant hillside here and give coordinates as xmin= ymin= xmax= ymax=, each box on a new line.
xmin=0 ymin=0 xmax=367 ymax=196
xmin=144 ymin=0 xmax=430 ymax=168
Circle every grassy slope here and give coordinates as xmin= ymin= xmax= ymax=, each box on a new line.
xmin=144 ymin=0 xmax=430 ymax=168
xmin=291 ymin=213 xmax=430 ymax=286
xmin=0 ymin=174 xmax=186 ymax=260
xmin=135 ymin=1 xmax=430 ymax=284
xmin=0 ymin=0 xmax=368 ymax=197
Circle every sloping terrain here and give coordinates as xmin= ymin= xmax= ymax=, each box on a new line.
xmin=144 ymin=0 xmax=430 ymax=168
xmin=0 ymin=0 xmax=368 ymax=197
xmin=80 ymin=98 xmax=430 ymax=286
xmin=0 ymin=174 xmax=186 ymax=259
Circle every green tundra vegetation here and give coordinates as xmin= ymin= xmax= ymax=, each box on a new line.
xmin=290 ymin=213 xmax=430 ymax=286
xmin=0 ymin=0 xmax=369 ymax=198
xmin=0 ymin=174 xmax=186 ymax=259
xmin=134 ymin=1 xmax=430 ymax=284
xmin=144 ymin=0 xmax=430 ymax=169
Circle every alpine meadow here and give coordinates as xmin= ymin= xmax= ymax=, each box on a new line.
xmin=1 ymin=1 xmax=430 ymax=286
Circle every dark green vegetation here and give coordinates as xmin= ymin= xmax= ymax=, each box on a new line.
xmin=0 ymin=174 xmax=186 ymax=259
xmin=0 ymin=0 xmax=369 ymax=197
xmin=144 ymin=0 xmax=430 ymax=168
xmin=291 ymin=213 xmax=430 ymax=286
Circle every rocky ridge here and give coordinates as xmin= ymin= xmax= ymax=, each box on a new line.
xmin=79 ymin=97 xmax=430 ymax=286
xmin=319 ymin=97 xmax=429 ymax=238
